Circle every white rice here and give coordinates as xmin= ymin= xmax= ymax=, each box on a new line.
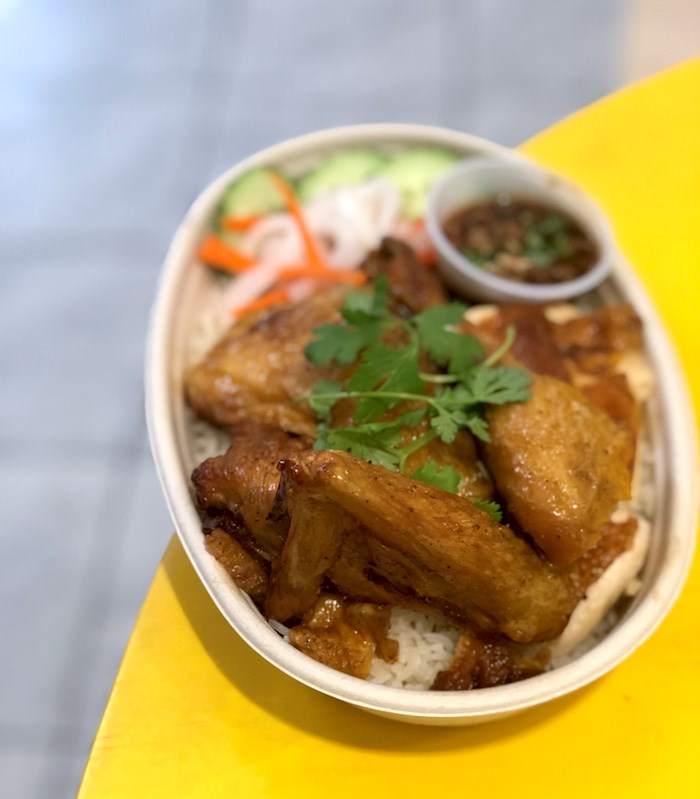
xmin=367 ymin=609 xmax=461 ymax=690
xmin=189 ymin=411 xmax=232 ymax=466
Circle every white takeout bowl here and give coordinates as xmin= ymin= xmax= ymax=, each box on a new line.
xmin=426 ymin=155 xmax=616 ymax=303
xmin=146 ymin=124 xmax=697 ymax=725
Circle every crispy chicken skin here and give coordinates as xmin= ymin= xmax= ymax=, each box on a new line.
xmin=185 ymin=288 xmax=347 ymax=436
xmin=192 ymin=420 xmax=311 ymax=559
xmin=204 ymin=528 xmax=268 ymax=604
xmin=287 ymin=595 xmax=398 ymax=679
xmin=275 ymin=450 xmax=577 ymax=643
xmin=469 ymin=303 xmax=643 ymax=381
xmin=483 ymin=374 xmax=633 ymax=567
xmin=265 ymin=485 xmax=353 ymax=622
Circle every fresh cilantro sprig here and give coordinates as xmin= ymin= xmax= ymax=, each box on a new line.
xmin=410 ymin=460 xmax=462 ymax=494
xmin=304 ymin=278 xmax=393 ymax=366
xmin=301 ymin=279 xmax=531 ymax=495
xmin=473 ymin=499 xmax=504 ymax=523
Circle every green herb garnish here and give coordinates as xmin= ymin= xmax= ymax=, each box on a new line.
xmin=522 ymin=212 xmax=575 ymax=268
xmin=473 ymin=499 xmax=504 ymax=523
xmin=410 ymin=460 xmax=462 ymax=494
xmin=464 ymin=210 xmax=577 ymax=271
xmin=302 ymin=279 xmax=531 ymax=492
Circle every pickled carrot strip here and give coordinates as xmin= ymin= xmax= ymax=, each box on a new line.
xmin=222 ymin=214 xmax=262 ymax=232
xmin=198 ymin=235 xmax=257 ymax=273
xmin=233 ymin=288 xmax=290 ymax=317
xmin=277 ymin=266 xmax=366 ymax=286
xmin=269 ymin=172 xmax=327 ymax=271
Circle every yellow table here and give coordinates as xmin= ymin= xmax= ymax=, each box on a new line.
xmin=80 ymin=60 xmax=700 ymax=798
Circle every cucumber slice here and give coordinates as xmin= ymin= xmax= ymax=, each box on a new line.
xmin=218 ymin=167 xmax=286 ymax=221
xmin=380 ymin=147 xmax=460 ymax=219
xmin=296 ymin=148 xmax=388 ymax=204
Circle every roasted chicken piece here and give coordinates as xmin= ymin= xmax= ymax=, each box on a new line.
xmin=204 ymin=528 xmax=268 ymax=604
xmin=265 ymin=485 xmax=354 ymax=622
xmin=550 ymin=303 xmax=643 ymax=359
xmin=468 ymin=302 xmax=644 ymax=381
xmin=362 ymin=237 xmax=448 ymax=316
xmin=186 ymin=240 xmax=447 ymax=436
xmin=192 ymin=420 xmax=311 ymax=559
xmin=271 ymin=450 xmax=578 ymax=643
xmin=471 ymin=304 xmax=571 ymax=381
xmin=466 ymin=303 xmax=643 ymax=465
xmin=288 ymin=595 xmax=398 ymax=679
xmin=431 ymin=630 xmax=547 ymax=690
xmin=483 ymin=373 xmax=633 ymax=567
xmin=185 ymin=287 xmax=346 ymax=436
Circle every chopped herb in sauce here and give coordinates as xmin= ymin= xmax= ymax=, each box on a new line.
xmin=443 ymin=197 xmax=598 ymax=284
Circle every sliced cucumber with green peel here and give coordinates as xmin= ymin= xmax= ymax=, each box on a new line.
xmin=379 ymin=147 xmax=460 ymax=219
xmin=217 ymin=167 xmax=287 ymax=221
xmin=296 ymin=148 xmax=388 ymax=204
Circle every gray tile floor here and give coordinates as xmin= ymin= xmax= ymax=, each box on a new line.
xmin=1 ymin=0 xmax=678 ymax=795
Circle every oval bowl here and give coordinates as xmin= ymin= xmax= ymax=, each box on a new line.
xmin=146 ymin=124 xmax=697 ymax=725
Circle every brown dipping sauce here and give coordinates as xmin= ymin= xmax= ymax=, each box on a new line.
xmin=443 ymin=196 xmax=598 ymax=284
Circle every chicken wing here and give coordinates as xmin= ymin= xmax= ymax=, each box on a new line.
xmin=274 ymin=450 xmax=577 ymax=642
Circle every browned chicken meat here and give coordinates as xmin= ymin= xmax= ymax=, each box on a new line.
xmin=270 ymin=450 xmax=578 ymax=643
xmin=185 ymin=287 xmax=347 ymax=436
xmin=362 ymin=236 xmax=448 ymax=316
xmin=483 ymin=373 xmax=633 ymax=567
xmin=186 ymin=239 xmax=449 ymax=436
xmin=192 ymin=420 xmax=311 ymax=559
xmin=463 ymin=304 xmax=640 ymax=567
xmin=431 ymin=630 xmax=547 ymax=690
xmin=288 ymin=595 xmax=398 ymax=679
